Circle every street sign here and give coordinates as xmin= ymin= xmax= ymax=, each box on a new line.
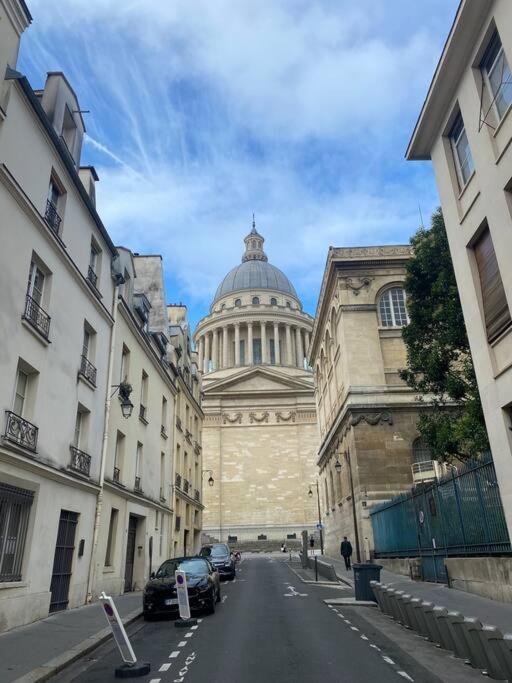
xmin=99 ymin=592 xmax=137 ymax=664
xmin=175 ymin=570 xmax=191 ymax=620
xmin=316 ymin=523 xmax=324 ymax=530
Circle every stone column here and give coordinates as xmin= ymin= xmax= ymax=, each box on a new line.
xmin=235 ymin=323 xmax=241 ymax=366
xmin=297 ymin=327 xmax=304 ymax=368
xmin=204 ymin=332 xmax=211 ymax=373
xmin=304 ymin=331 xmax=310 ymax=358
xmin=212 ymin=328 xmax=218 ymax=371
xmin=294 ymin=327 xmax=301 ymax=368
xmin=198 ymin=336 xmax=204 ymax=373
xmin=273 ymin=322 xmax=280 ymax=365
xmin=222 ymin=326 xmax=229 ymax=369
xmin=261 ymin=321 xmax=267 ymax=364
xmin=248 ymin=322 xmax=253 ymax=366
xmin=285 ymin=323 xmax=293 ymax=366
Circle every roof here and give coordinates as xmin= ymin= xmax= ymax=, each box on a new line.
xmin=213 ymin=259 xmax=298 ymax=303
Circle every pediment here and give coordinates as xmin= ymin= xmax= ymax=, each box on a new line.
xmin=204 ymin=366 xmax=314 ymax=396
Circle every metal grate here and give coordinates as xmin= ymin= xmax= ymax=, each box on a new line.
xmin=49 ymin=510 xmax=78 ymax=612
xmin=23 ymin=294 xmax=51 ymax=339
xmin=69 ymin=446 xmax=91 ymax=477
xmin=0 ymin=483 xmax=34 ymax=582
xmin=44 ymin=199 xmax=61 ymax=235
xmin=4 ymin=411 xmax=38 ymax=452
xmin=194 ymin=489 xmax=200 ymax=502
xmin=183 ymin=479 xmax=190 ymax=494
xmin=79 ymin=355 xmax=97 ymax=386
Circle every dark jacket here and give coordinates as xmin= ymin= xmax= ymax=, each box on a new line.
xmin=340 ymin=540 xmax=353 ymax=557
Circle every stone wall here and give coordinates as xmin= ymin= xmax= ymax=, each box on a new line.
xmin=445 ymin=557 xmax=512 ymax=603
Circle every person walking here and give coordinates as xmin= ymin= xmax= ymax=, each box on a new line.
xmin=340 ymin=536 xmax=353 ymax=570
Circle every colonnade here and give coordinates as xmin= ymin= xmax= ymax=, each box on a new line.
xmin=197 ymin=321 xmax=311 ymax=373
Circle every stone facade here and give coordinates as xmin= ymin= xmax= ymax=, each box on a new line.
xmin=309 ymin=246 xmax=429 ymax=559
xmin=407 ymin=0 xmax=512 ymax=536
xmin=195 ymin=225 xmax=319 ymax=542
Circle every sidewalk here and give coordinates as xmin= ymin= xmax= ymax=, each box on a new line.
xmin=0 ymin=592 xmax=142 ymax=683
xmin=324 ymin=553 xmax=512 ymax=634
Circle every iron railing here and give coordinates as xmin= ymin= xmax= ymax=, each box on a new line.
xmin=79 ymin=355 xmax=97 ymax=386
xmin=87 ymin=265 xmax=98 ymax=288
xmin=193 ymin=441 xmax=201 ymax=455
xmin=69 ymin=446 xmax=91 ymax=477
xmin=23 ymin=294 xmax=51 ymax=339
xmin=4 ymin=411 xmax=38 ymax=451
xmin=183 ymin=479 xmax=190 ymax=494
xmin=44 ymin=199 xmax=61 ymax=235
xmin=176 ymin=416 xmax=183 ymax=432
xmin=113 ymin=467 xmax=120 ymax=483
xmin=139 ymin=404 xmax=147 ymax=422
xmin=161 ymin=425 xmax=168 ymax=439
xmin=371 ymin=454 xmax=511 ymax=559
xmin=185 ymin=429 xmax=192 ymax=444
xmin=194 ymin=489 xmax=200 ymax=502
xmin=134 ymin=476 xmax=142 ymax=492
xmin=175 ymin=473 xmax=182 ymax=489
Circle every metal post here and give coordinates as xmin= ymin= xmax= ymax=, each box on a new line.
xmin=314 ymin=555 xmax=318 ymax=582
xmin=315 ymin=481 xmax=324 ymax=555
xmin=345 ymin=449 xmax=361 ymax=563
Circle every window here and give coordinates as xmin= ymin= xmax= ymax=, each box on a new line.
xmin=253 ymin=339 xmax=262 ymax=364
xmin=473 ymin=227 xmax=511 ymax=342
xmin=161 ymin=397 xmax=168 ymax=435
xmin=135 ymin=442 xmax=143 ymax=489
xmin=83 ymin=328 xmax=91 ymax=360
xmin=0 ymin=483 xmax=34 ymax=582
xmin=286 ymin=301 xmax=291 ymax=308
xmin=61 ymin=104 xmax=77 ymax=156
xmin=379 ymin=287 xmax=409 ymax=327
xmin=45 ymin=179 xmax=62 ymax=234
xmin=234 ymin=298 xmax=241 ymax=307
xmin=269 ymin=339 xmax=276 ymax=365
xmin=270 ymin=297 xmax=277 ymax=306
xmin=252 ymin=296 xmax=260 ymax=305
xmin=13 ymin=370 xmax=28 ymax=416
xmin=104 ymin=508 xmax=118 ymax=567
xmin=324 ymin=478 xmax=330 ymax=512
xmin=160 ymin=452 xmax=165 ymax=500
xmin=412 ymin=437 xmax=432 ymax=465
xmin=139 ymin=371 xmax=148 ymax=421
xmin=482 ymin=30 xmax=512 ymax=120
xmin=73 ymin=410 xmax=82 ymax=448
xmin=120 ymin=344 xmax=130 ymax=382
xmin=27 ymin=261 xmax=45 ymax=307
xmin=450 ymin=112 xmax=474 ymax=187
xmin=88 ymin=241 xmax=100 ymax=288
xmin=113 ymin=431 xmax=124 ymax=482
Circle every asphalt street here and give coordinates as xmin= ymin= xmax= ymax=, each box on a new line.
xmin=50 ymin=556 xmax=448 ymax=683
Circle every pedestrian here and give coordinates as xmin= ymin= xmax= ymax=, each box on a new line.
xmin=340 ymin=536 xmax=353 ymax=570
xmin=281 ymin=542 xmax=287 ymax=553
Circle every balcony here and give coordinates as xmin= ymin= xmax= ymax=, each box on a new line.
xmin=139 ymin=404 xmax=148 ymax=424
xmin=23 ymin=294 xmax=51 ymax=339
xmin=79 ymin=354 xmax=97 ymax=386
xmin=87 ymin=265 xmax=98 ymax=289
xmin=175 ymin=473 xmax=182 ymax=489
xmin=176 ymin=416 xmax=183 ymax=432
xmin=134 ymin=475 xmax=142 ymax=493
xmin=183 ymin=479 xmax=190 ymax=494
xmin=44 ymin=199 xmax=61 ymax=235
xmin=113 ymin=466 xmax=120 ymax=483
xmin=412 ymin=460 xmax=446 ymax=485
xmin=3 ymin=411 xmax=38 ymax=452
xmin=193 ymin=441 xmax=201 ymax=456
xmin=69 ymin=446 xmax=91 ymax=477
xmin=185 ymin=429 xmax=192 ymax=444
xmin=160 ymin=425 xmax=168 ymax=439
xmin=194 ymin=489 xmax=200 ymax=502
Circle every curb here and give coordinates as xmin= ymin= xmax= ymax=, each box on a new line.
xmin=12 ymin=608 xmax=142 ymax=683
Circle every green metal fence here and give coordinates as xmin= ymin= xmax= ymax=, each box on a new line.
xmin=370 ymin=454 xmax=511 ymax=581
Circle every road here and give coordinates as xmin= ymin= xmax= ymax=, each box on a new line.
xmin=51 ymin=556 xmax=440 ymax=683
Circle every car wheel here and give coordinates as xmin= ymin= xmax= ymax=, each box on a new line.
xmin=216 ymin=586 xmax=221 ymax=603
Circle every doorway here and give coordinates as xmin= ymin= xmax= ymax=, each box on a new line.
xmin=49 ymin=510 xmax=78 ymax=613
xmin=124 ymin=515 xmax=138 ymax=591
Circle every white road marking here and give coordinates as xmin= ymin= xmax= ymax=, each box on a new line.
xmin=191 ymin=625 xmax=198 ymax=629
xmin=369 ymin=644 xmax=381 ymax=652
xmin=397 ymin=672 xmax=414 ymax=682
xmin=382 ymin=656 xmax=395 ymax=665
xmin=159 ymin=664 xmax=172 ymax=672
xmin=149 ymin=679 xmax=161 ymax=682
xmin=169 ymin=651 xmax=180 ymax=658
xmin=222 ymin=595 xmax=228 ymax=603
xmin=360 ymin=635 xmax=369 ymax=641
xmin=178 ymin=641 xmax=187 ymax=647
xmin=350 ymin=627 xmax=359 ymax=632
xmin=185 ymin=632 xmax=193 ymax=638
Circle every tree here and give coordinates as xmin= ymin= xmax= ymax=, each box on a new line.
xmin=399 ymin=208 xmax=489 ymax=461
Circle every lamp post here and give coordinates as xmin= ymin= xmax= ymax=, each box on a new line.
xmin=344 ymin=448 xmax=361 ymax=563
xmin=111 ymin=381 xmax=134 ymax=419
xmin=308 ymin=481 xmax=324 ymax=555
xmin=202 ymin=469 xmax=215 ymax=487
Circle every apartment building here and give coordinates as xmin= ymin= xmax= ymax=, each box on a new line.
xmin=407 ymin=0 xmax=512 ymax=534
xmin=0 ymin=0 xmax=119 ymax=630
xmin=167 ymin=305 xmax=204 ymax=556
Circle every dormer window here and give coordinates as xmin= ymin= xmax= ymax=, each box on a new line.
xmin=61 ymin=104 xmax=77 ymax=159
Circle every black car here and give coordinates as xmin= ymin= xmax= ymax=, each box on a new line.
xmin=143 ymin=556 xmax=220 ymax=620
xmin=199 ymin=543 xmax=236 ymax=580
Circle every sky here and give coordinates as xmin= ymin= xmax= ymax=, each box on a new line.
xmin=18 ymin=0 xmax=460 ymax=329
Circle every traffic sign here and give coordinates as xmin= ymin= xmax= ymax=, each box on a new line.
xmin=316 ymin=523 xmax=324 ymax=530
xmin=99 ymin=592 xmax=137 ymax=664
xmin=175 ymin=570 xmax=191 ymax=620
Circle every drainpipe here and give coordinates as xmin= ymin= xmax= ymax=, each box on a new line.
xmin=86 ymin=284 xmax=119 ymax=602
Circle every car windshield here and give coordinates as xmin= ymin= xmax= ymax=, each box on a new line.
xmin=200 ymin=545 xmax=228 ymax=558
xmin=155 ymin=558 xmax=209 ymax=578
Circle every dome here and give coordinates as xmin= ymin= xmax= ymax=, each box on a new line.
xmin=212 ymin=221 xmax=299 ymax=303
xmin=213 ymin=259 xmax=298 ymax=303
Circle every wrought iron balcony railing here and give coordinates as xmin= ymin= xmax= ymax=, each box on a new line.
xmin=175 ymin=473 xmax=182 ymax=489
xmin=134 ymin=475 xmax=142 ymax=492
xmin=113 ymin=466 xmax=120 ymax=483
xmin=176 ymin=416 xmax=183 ymax=432
xmin=139 ymin=404 xmax=147 ymax=422
xmin=185 ymin=429 xmax=193 ymax=443
xmin=4 ymin=411 xmax=38 ymax=452
xmin=194 ymin=489 xmax=200 ymax=502
xmin=183 ymin=478 xmax=190 ymax=494
xmin=69 ymin=446 xmax=91 ymax=477
xmin=79 ymin=354 xmax=97 ymax=386
xmin=23 ymin=294 xmax=51 ymax=339
xmin=87 ymin=265 xmax=98 ymax=288
xmin=193 ymin=441 xmax=201 ymax=455
xmin=160 ymin=425 xmax=168 ymax=439
xmin=44 ymin=199 xmax=62 ymax=235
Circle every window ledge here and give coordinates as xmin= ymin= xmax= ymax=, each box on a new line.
xmin=21 ymin=317 xmax=51 ymax=347
xmin=139 ymin=415 xmax=149 ymax=426
xmin=493 ymin=103 xmax=512 ymax=139
xmin=77 ymin=372 xmax=96 ymax=391
xmin=0 ymin=581 xmax=27 ymax=590
xmin=103 ymin=567 xmax=116 ymax=574
xmin=457 ymin=169 xmax=476 ymax=201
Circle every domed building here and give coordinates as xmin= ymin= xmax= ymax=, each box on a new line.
xmin=194 ymin=223 xmax=319 ymax=545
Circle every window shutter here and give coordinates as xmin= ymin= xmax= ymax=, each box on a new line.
xmin=474 ymin=228 xmax=511 ymax=342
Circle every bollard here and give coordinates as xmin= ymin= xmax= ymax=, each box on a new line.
xmin=380 ymin=585 xmax=394 ymax=617
xmin=314 ymin=555 xmax=318 ymax=582
xmin=411 ymin=598 xmax=430 ymax=639
xmin=421 ymin=601 xmax=443 ymax=646
xmin=401 ymin=594 xmax=419 ymax=631
xmin=396 ymin=593 xmax=413 ymax=629
xmin=387 ymin=590 xmax=402 ymax=623
xmin=392 ymin=591 xmax=408 ymax=625
xmin=477 ymin=625 xmax=509 ymax=681
xmin=462 ymin=618 xmax=492 ymax=673
xmin=432 ymin=606 xmax=457 ymax=653
xmin=489 ymin=632 xmax=512 ymax=681
xmin=446 ymin=612 xmax=472 ymax=662
xmin=370 ymin=582 xmax=385 ymax=613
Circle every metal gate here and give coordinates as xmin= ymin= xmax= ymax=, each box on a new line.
xmin=49 ymin=510 xmax=78 ymax=613
xmin=124 ymin=516 xmax=137 ymax=592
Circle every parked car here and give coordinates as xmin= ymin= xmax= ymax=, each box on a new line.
xmin=143 ymin=556 xmax=220 ymax=620
xmin=199 ymin=543 xmax=236 ymax=580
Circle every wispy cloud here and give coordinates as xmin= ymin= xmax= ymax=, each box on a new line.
xmin=19 ymin=0 xmax=459 ymax=326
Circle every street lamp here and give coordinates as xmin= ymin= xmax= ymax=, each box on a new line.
xmin=111 ymin=381 xmax=134 ymax=419
xmin=307 ymin=481 xmax=324 ymax=555
xmin=344 ymin=449 xmax=361 ymax=563
xmin=202 ymin=469 xmax=215 ymax=487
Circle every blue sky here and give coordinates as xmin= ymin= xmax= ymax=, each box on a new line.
xmin=19 ymin=0 xmax=459 ymax=329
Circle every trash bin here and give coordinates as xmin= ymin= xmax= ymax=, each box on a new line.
xmin=353 ymin=563 xmax=382 ymax=601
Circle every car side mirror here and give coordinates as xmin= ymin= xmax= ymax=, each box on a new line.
xmin=150 ymin=571 xmax=155 ymax=579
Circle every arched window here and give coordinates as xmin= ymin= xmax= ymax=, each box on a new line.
xmin=252 ymin=240 xmax=257 ymax=248
xmin=234 ymin=298 xmax=242 ymax=307
xmin=252 ymin=296 xmax=260 ymax=305
xmin=286 ymin=301 xmax=291 ymax=308
xmin=412 ymin=437 xmax=432 ymax=464
xmin=220 ymin=303 xmax=226 ymax=311
xmin=270 ymin=297 xmax=277 ymax=306
xmin=379 ymin=287 xmax=409 ymax=327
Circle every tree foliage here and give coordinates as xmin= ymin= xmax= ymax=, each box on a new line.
xmin=399 ymin=208 xmax=489 ymax=461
